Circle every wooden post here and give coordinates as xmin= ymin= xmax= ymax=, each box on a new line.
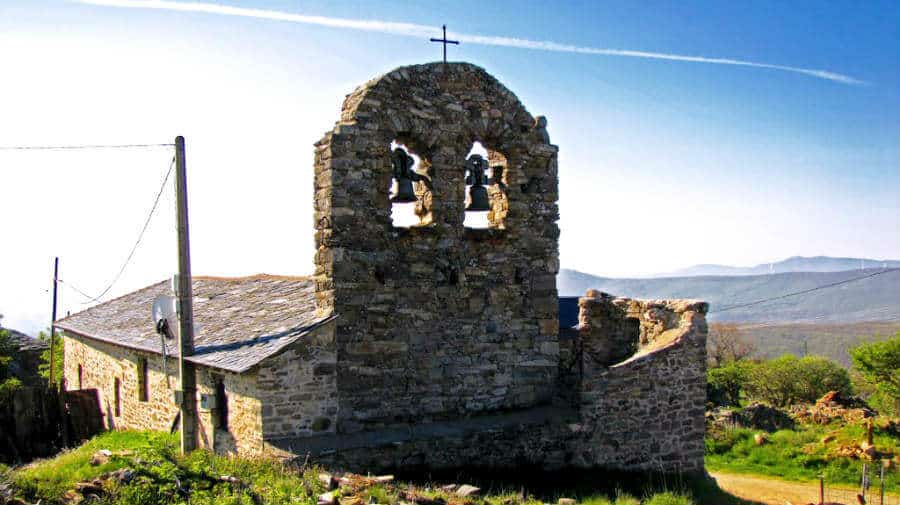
xmin=880 ymin=463 xmax=885 ymax=505
xmin=49 ymin=257 xmax=59 ymax=385
xmin=819 ymin=475 xmax=824 ymax=505
xmin=174 ymin=136 xmax=197 ymax=453
xmin=861 ymin=463 xmax=868 ymax=500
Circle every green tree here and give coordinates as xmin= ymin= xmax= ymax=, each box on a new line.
xmin=744 ymin=354 xmax=852 ymax=407
xmin=0 ymin=325 xmax=23 ymax=399
xmin=851 ymin=332 xmax=900 ymax=416
xmin=38 ymin=330 xmax=63 ymax=386
xmin=707 ymin=359 xmax=754 ymax=407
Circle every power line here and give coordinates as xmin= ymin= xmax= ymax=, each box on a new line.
xmin=0 ymin=143 xmax=174 ymax=151
xmin=74 ymin=155 xmax=176 ymax=304
xmin=712 ymin=268 xmax=900 ymax=314
xmin=57 ymin=279 xmax=97 ymax=302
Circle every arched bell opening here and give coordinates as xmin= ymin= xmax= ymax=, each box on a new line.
xmin=464 ymin=141 xmax=508 ymax=230
xmin=389 ymin=141 xmax=432 ymax=228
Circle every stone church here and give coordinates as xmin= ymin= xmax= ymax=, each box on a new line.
xmin=57 ymin=62 xmax=708 ymax=474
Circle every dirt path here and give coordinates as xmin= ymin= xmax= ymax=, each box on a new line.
xmin=710 ymin=471 xmax=897 ymax=505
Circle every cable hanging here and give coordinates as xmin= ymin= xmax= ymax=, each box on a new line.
xmin=57 ymin=279 xmax=97 ymax=301
xmin=72 ymin=155 xmax=176 ymax=304
xmin=712 ymin=267 xmax=900 ymax=313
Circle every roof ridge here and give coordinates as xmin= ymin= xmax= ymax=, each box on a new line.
xmin=194 ymin=274 xmax=313 ymax=282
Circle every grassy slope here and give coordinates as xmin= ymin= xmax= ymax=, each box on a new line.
xmin=706 ymin=421 xmax=899 ymax=490
xmin=8 ymin=431 xmax=720 ymax=505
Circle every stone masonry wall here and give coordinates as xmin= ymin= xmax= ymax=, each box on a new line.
xmin=568 ymin=293 xmax=709 ymax=474
xmin=278 ymin=293 xmax=708 ymax=476
xmin=64 ymin=333 xmax=179 ymax=431
xmin=196 ymin=367 xmax=264 ymax=455
xmin=63 ymin=333 xmax=264 ymax=455
xmin=257 ymin=321 xmax=338 ymax=441
xmin=313 ymin=62 xmax=560 ymax=432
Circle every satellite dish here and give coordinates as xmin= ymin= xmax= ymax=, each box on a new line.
xmin=152 ymin=295 xmax=177 ymax=339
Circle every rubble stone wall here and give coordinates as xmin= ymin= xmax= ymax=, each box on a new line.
xmin=64 ymin=333 xmax=180 ymax=432
xmin=196 ymin=367 xmax=264 ymax=455
xmin=313 ymin=62 xmax=560 ymax=432
xmin=261 ymin=292 xmax=707 ymax=476
xmin=257 ymin=321 xmax=338 ymax=441
xmin=62 ymin=333 xmax=264 ymax=454
xmin=569 ymin=293 xmax=709 ymax=474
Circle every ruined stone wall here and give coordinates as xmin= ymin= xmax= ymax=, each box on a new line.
xmin=568 ymin=294 xmax=709 ymax=474
xmin=272 ymin=294 xmax=707 ymax=476
xmin=257 ymin=321 xmax=338 ymax=441
xmin=62 ymin=333 xmax=264 ymax=454
xmin=313 ymin=63 xmax=560 ymax=431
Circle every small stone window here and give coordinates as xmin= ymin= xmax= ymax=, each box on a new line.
xmin=137 ymin=358 xmax=148 ymax=402
xmin=77 ymin=364 xmax=83 ymax=389
xmin=214 ymin=379 xmax=229 ymax=430
xmin=464 ymin=142 xmax=508 ymax=229
xmin=113 ymin=377 xmax=121 ymax=417
xmin=389 ymin=141 xmax=432 ymax=228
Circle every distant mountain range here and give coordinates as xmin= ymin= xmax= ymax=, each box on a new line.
xmin=558 ymin=264 xmax=900 ymax=323
xmin=658 ymin=256 xmax=900 ymax=277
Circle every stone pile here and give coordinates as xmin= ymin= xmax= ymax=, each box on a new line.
xmin=706 ymin=403 xmax=795 ymax=433
xmin=791 ymin=391 xmax=876 ymax=425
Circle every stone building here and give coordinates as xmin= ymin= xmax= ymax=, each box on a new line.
xmin=57 ymin=62 xmax=708 ymax=474
xmin=2 ymin=327 xmax=48 ymax=387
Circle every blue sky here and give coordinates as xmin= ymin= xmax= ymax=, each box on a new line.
xmin=1 ymin=0 xmax=898 ymax=334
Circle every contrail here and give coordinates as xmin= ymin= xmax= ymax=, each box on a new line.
xmin=74 ymin=0 xmax=865 ymax=85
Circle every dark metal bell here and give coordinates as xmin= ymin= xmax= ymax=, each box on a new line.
xmin=392 ymin=177 xmax=417 ymax=203
xmin=466 ymin=185 xmax=491 ymax=211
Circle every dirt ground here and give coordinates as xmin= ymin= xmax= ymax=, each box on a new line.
xmin=711 ymin=471 xmax=899 ymax=505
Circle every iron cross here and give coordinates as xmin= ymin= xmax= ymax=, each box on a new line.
xmin=430 ymin=25 xmax=459 ymax=63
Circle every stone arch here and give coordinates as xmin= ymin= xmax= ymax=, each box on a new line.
xmin=312 ymin=63 xmax=560 ymax=429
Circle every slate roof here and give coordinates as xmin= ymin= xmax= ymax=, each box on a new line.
xmin=3 ymin=328 xmax=48 ymax=352
xmin=54 ymin=275 xmax=333 ymax=373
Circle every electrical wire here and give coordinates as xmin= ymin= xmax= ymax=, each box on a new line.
xmin=74 ymin=155 xmax=176 ymax=304
xmin=712 ymin=268 xmax=900 ymax=314
xmin=57 ymin=279 xmax=99 ymax=302
xmin=0 ymin=143 xmax=173 ymax=151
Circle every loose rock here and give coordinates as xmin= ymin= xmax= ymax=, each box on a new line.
xmin=318 ymin=491 xmax=337 ymax=505
xmin=456 ymin=485 xmax=481 ymax=497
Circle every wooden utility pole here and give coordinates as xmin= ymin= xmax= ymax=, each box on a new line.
xmin=174 ymin=136 xmax=198 ymax=453
xmin=49 ymin=257 xmax=59 ymax=385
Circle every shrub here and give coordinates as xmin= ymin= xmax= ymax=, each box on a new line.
xmin=38 ymin=330 xmax=63 ymax=385
xmin=0 ymin=327 xmax=23 ymax=400
xmin=851 ymin=333 xmax=900 ymax=416
xmin=744 ymin=355 xmax=851 ymax=407
xmin=707 ymin=360 xmax=753 ymax=407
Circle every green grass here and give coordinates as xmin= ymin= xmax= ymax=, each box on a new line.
xmin=12 ymin=430 xmax=327 ymax=505
xmin=8 ymin=430 xmax=764 ymax=505
xmin=13 ymin=430 xmax=172 ymax=501
xmin=706 ymin=420 xmax=900 ymax=490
